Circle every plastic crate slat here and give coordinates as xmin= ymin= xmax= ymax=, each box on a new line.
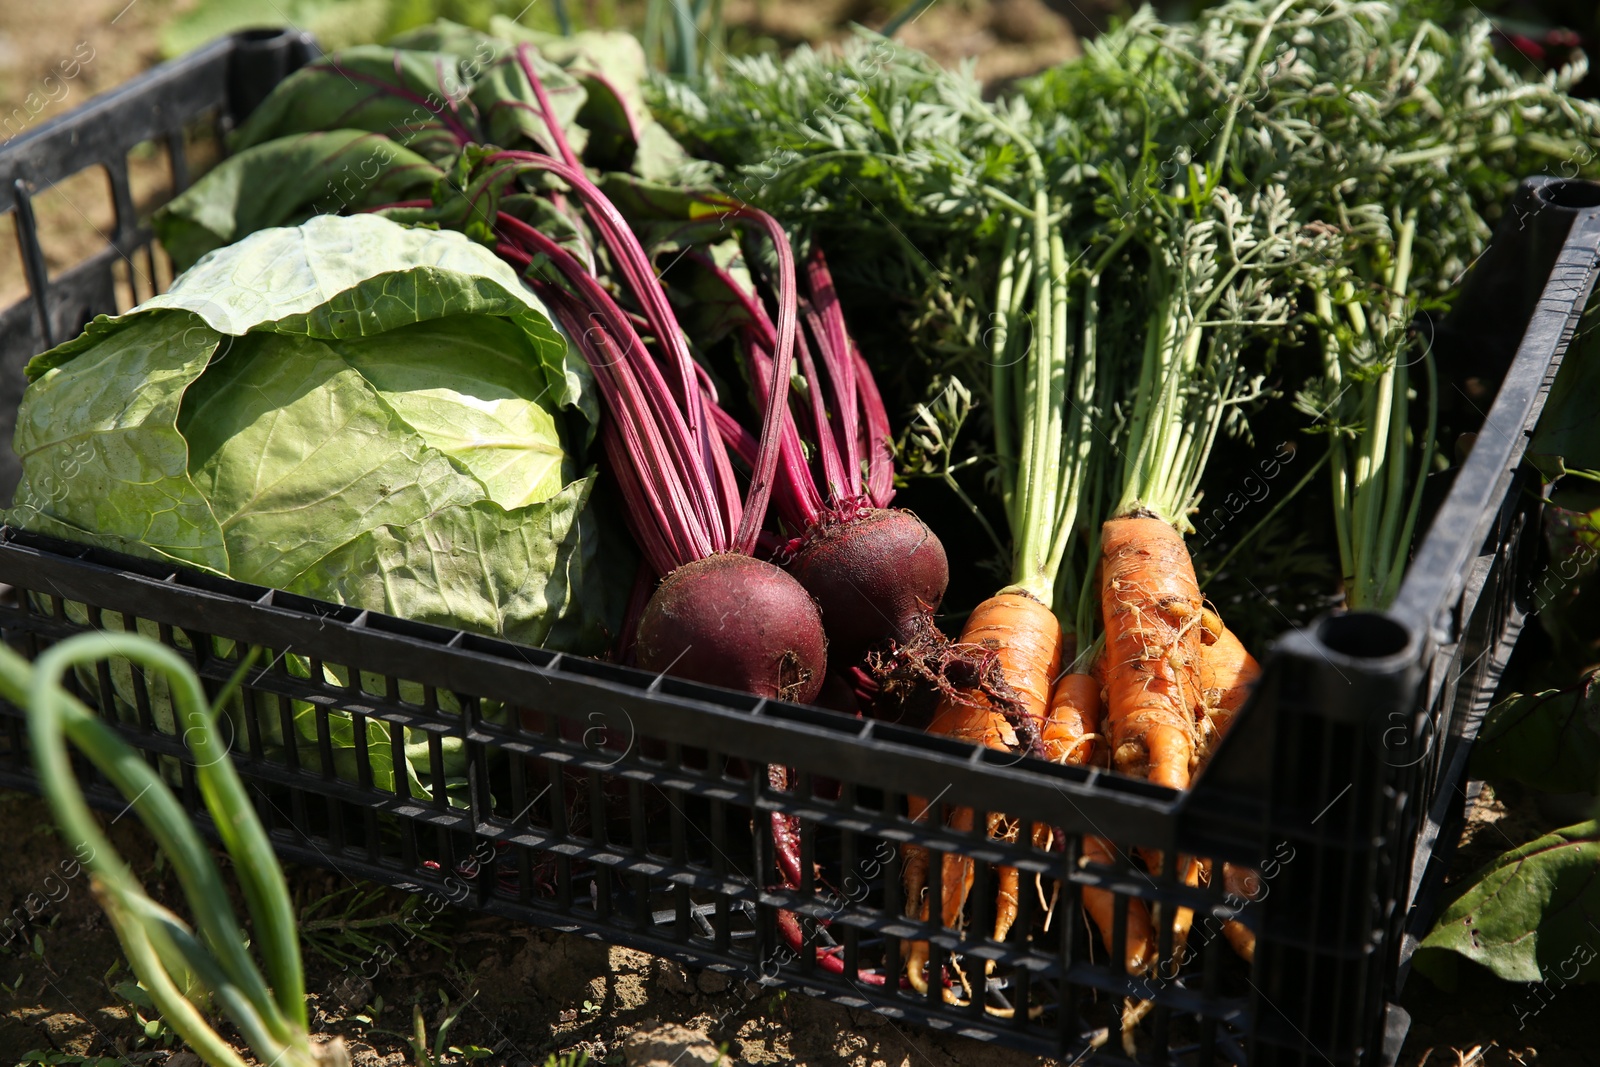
xmin=0 ymin=539 xmax=1181 ymax=841
xmin=0 ymin=43 xmax=232 ymax=211
xmin=1395 ymin=208 xmax=1600 ymax=635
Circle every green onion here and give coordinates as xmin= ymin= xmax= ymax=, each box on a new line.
xmin=5 ymin=633 xmax=348 ymax=1067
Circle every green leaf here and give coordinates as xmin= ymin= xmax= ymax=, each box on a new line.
xmin=121 ymin=212 xmax=592 ymax=425
xmin=298 ymin=474 xmax=608 ymax=648
xmin=484 ymin=18 xmax=690 ymax=178
xmin=10 ymin=310 xmax=228 ymax=574
xmin=1472 ymin=674 xmax=1600 ymax=795
xmin=231 ymin=47 xmax=481 ymax=164
xmin=113 ymin=979 xmax=155 ymax=1010
xmin=11 ymin=211 xmax=632 ymax=808
xmin=12 ymin=213 xmax=614 ymax=656
xmin=468 ymin=46 xmax=589 ymax=160
xmin=155 ymin=131 xmax=444 ymax=272
xmin=178 ymin=320 xmax=569 ymax=590
xmin=177 ymin=330 xmax=488 ymax=589
xmin=630 ymin=122 xmax=693 ymax=182
xmin=341 ymin=317 xmax=569 ymax=508
xmin=1414 ymin=821 xmax=1600 ymax=985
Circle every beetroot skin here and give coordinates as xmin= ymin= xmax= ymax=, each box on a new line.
xmin=636 ymin=553 xmax=828 ymax=703
xmin=788 ymin=508 xmax=948 ymax=665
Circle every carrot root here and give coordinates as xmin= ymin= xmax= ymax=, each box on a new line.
xmin=1198 ymin=619 xmax=1262 ymax=965
xmin=1223 ymin=920 xmax=1257 ymax=963
xmin=901 ymin=592 xmax=1062 ymax=1001
xmin=1199 ymin=619 xmax=1261 ymax=759
xmin=1100 ymin=517 xmax=1204 ymax=793
xmin=1082 ymin=834 xmax=1156 ymax=974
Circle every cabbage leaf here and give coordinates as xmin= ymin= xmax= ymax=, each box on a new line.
xmin=12 ymin=212 xmax=620 ymax=653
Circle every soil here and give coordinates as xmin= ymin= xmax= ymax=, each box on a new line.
xmin=0 ymin=788 xmax=1058 ymax=1066
xmin=2 ymin=779 xmax=1589 ymax=1067
xmin=0 ymin=1 xmax=1591 ymax=1065
xmin=0 ymin=0 xmax=194 ymax=312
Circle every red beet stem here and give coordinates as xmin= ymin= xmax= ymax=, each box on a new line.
xmin=855 ymin=345 xmax=895 ymax=506
xmin=502 ymin=229 xmax=731 ymax=570
xmin=487 ymin=167 xmax=797 ymax=558
xmin=805 ymin=249 xmax=863 ymax=490
xmin=685 ymin=242 xmax=897 ymax=536
xmin=687 ymin=249 xmax=821 ymax=531
xmin=315 ymin=56 xmax=476 ymax=145
xmin=794 ymin=308 xmax=849 ymax=498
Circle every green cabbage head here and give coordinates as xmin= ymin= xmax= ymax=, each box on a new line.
xmin=10 ymin=212 xmax=624 ymax=653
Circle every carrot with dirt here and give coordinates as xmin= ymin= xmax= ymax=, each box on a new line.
xmin=1100 ymin=515 xmax=1207 ymax=792
xmin=904 ymin=593 xmax=1061 ymax=976
xmin=1087 ymin=176 xmax=1301 ymax=783
xmin=1055 ymin=171 xmax=1299 ymax=1044
xmin=1200 ymin=612 xmax=1261 ymax=755
xmin=898 ymin=133 xmax=1135 ymax=996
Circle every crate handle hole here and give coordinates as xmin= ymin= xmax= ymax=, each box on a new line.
xmin=1537 ymin=180 xmax=1600 ymax=210
xmin=234 ymin=27 xmax=301 ymax=44
xmin=1317 ymin=612 xmax=1410 ymax=660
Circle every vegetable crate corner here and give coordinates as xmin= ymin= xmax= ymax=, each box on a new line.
xmin=3 ymin=27 xmax=1600 ymax=1067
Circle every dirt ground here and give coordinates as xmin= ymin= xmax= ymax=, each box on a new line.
xmin=0 ymin=788 xmax=1058 ymax=1067
xmin=3 ymin=779 xmax=1589 ymax=1067
xmin=0 ymin=1 xmax=1591 ymax=1065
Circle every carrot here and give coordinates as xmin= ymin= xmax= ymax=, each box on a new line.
xmin=1222 ymin=919 xmax=1256 ymax=963
xmin=903 ymin=591 xmax=1062 ymax=997
xmin=1196 ymin=621 xmax=1262 ymax=962
xmin=1081 ymin=834 xmax=1155 ymax=974
xmin=1042 ymin=671 xmax=1101 ymax=765
xmin=1103 ymin=603 xmax=1260 ymax=974
xmin=1219 ymin=863 xmax=1262 ymax=962
xmin=1200 ymin=617 xmax=1260 ymax=745
xmin=895 ymin=179 xmax=1110 ymax=1004
xmin=1038 ymin=672 xmax=1159 ymax=975
xmin=1100 ymin=516 xmax=1204 ymax=792
xmin=980 ymin=670 xmax=1105 ymax=962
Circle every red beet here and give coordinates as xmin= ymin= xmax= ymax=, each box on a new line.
xmin=636 ymin=553 xmax=828 ymax=703
xmin=787 ymin=507 xmax=949 ymax=666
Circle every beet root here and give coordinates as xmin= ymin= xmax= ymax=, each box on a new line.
xmin=636 ymin=553 xmax=827 ymax=703
xmin=787 ymin=508 xmax=949 ymax=666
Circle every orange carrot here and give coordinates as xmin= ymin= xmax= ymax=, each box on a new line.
xmin=1222 ymin=919 xmax=1256 ymax=963
xmin=1200 ymin=619 xmax=1260 ymax=743
xmin=1220 ymin=863 xmax=1261 ymax=962
xmin=1196 ymin=621 xmax=1262 ymax=962
xmin=1042 ymin=672 xmax=1101 ymax=765
xmin=1100 ymin=517 xmax=1204 ymax=791
xmin=1171 ymin=613 xmax=1264 ymax=966
xmin=1082 ymin=834 xmax=1155 ymax=974
xmin=1041 ymin=672 xmax=1157 ymax=975
xmin=903 ymin=591 xmax=1062 ymax=996
xmin=988 ymin=671 xmax=1106 ymax=958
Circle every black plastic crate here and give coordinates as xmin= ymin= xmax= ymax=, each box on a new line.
xmin=3 ymin=32 xmax=1599 ymax=1066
